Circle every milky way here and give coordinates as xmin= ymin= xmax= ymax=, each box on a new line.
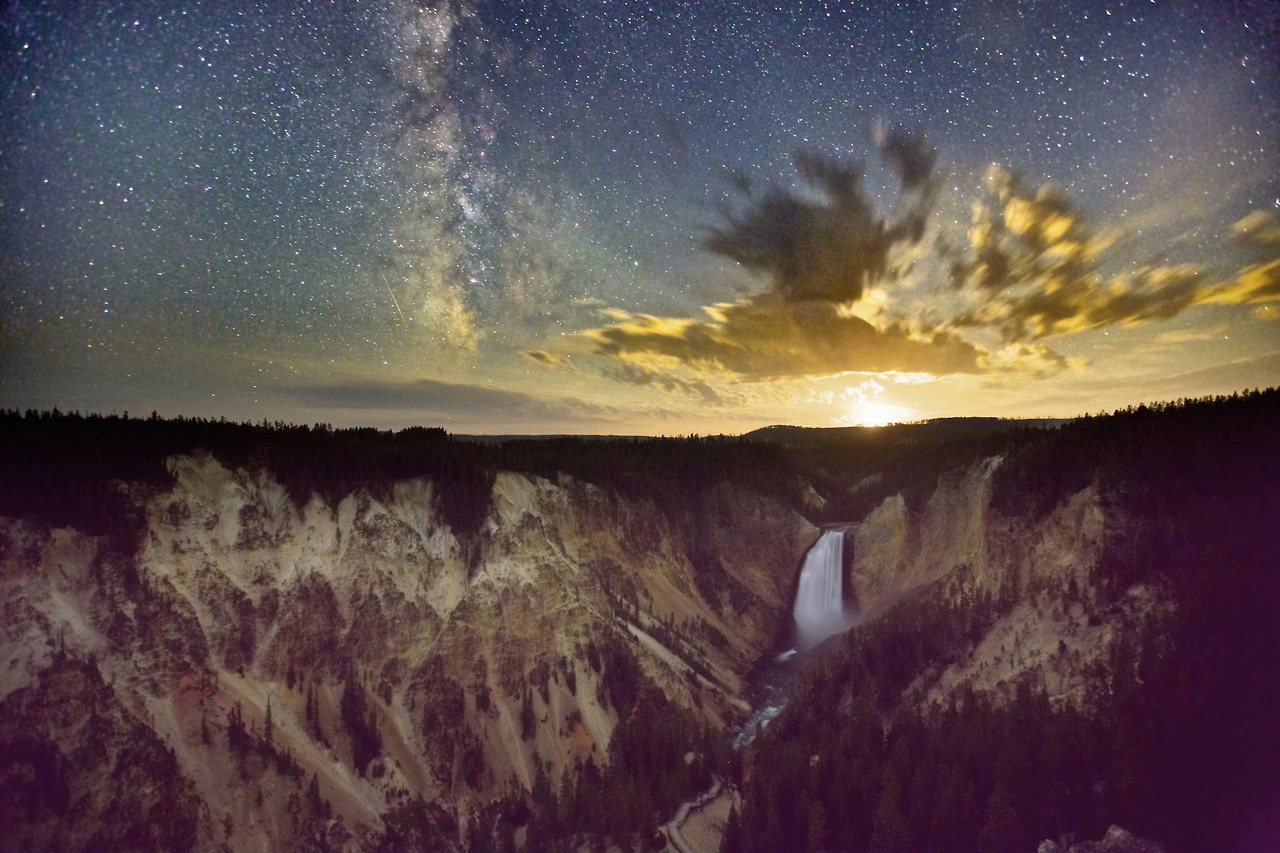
xmin=2 ymin=0 xmax=1278 ymax=432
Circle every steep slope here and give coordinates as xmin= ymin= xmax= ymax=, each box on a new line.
xmin=838 ymin=456 xmax=1170 ymax=714
xmin=0 ymin=447 xmax=816 ymax=851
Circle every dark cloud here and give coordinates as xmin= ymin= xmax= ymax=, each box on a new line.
xmin=275 ymin=377 xmax=608 ymax=420
xmin=703 ymin=130 xmax=935 ymax=304
xmin=521 ymin=349 xmax=568 ymax=366
xmin=600 ymin=363 xmax=733 ymax=405
xmin=877 ymin=125 xmax=938 ymax=192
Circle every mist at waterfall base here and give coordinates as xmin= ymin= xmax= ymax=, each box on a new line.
xmin=734 ymin=530 xmax=857 ymax=748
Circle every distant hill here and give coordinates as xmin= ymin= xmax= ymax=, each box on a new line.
xmin=743 ymin=416 xmax=1070 ymax=447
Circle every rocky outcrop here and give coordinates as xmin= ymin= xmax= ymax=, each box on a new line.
xmin=849 ymin=455 xmax=1004 ymax=616
xmin=0 ymin=653 xmax=207 ymax=852
xmin=1039 ymin=825 xmax=1167 ymax=853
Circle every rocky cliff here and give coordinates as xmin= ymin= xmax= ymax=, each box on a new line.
xmin=1 ymin=446 xmax=816 ymax=851
xmin=842 ymin=454 xmax=1172 ymax=715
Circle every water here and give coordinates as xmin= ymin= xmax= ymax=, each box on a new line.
xmin=734 ymin=530 xmax=856 ymax=749
xmin=792 ymin=529 xmax=854 ymax=649
xmin=733 ymin=699 xmax=786 ymax=750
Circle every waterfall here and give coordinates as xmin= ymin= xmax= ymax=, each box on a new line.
xmin=736 ymin=529 xmax=854 ymax=749
xmin=792 ymin=529 xmax=853 ymax=649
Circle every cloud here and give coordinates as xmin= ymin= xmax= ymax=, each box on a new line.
xmin=1202 ymin=258 xmax=1280 ymax=305
xmin=703 ymin=132 xmax=935 ymax=304
xmin=522 ymin=349 xmax=568 ymax=366
xmin=950 ymin=167 xmax=1105 ymax=295
xmin=948 ymin=168 xmax=1280 ymax=341
xmin=1154 ymin=327 xmax=1221 ymax=344
xmin=587 ymin=297 xmax=998 ymax=380
xmin=599 ymin=363 xmax=737 ymax=405
xmin=954 ymin=262 xmax=1209 ymax=340
xmin=875 ymin=124 xmax=938 ymax=193
xmin=1231 ymin=210 xmax=1280 ymax=248
xmin=580 ymin=131 xmax=1008 ymax=385
xmin=575 ymin=137 xmax=1277 ymax=402
xmin=275 ymin=377 xmax=609 ymax=421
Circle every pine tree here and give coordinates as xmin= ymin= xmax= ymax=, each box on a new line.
xmin=227 ymin=702 xmax=248 ymax=756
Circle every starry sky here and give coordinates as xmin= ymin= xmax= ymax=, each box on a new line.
xmin=2 ymin=0 xmax=1278 ymax=434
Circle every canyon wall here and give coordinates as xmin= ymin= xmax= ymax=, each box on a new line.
xmin=0 ymin=452 xmax=816 ymax=851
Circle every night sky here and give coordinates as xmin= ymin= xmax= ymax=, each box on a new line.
xmin=2 ymin=0 xmax=1278 ymax=433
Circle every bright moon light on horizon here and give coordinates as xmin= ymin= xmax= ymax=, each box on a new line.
xmin=841 ymin=400 xmax=918 ymax=428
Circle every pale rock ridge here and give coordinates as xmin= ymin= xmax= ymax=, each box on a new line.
xmin=850 ymin=455 xmax=1004 ymax=616
xmin=843 ymin=456 xmax=1171 ymax=714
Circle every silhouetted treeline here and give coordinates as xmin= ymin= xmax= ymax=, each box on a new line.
xmin=0 ymin=410 xmax=810 ymax=544
xmin=496 ymin=434 xmax=802 ymax=517
xmin=734 ymin=387 xmax=1280 ymax=853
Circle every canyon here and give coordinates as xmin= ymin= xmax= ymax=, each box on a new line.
xmin=2 ymin=391 xmax=1278 ymax=851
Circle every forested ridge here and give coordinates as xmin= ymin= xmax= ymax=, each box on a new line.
xmin=0 ymin=410 xmax=804 ymax=542
xmin=0 ymin=402 xmax=1062 ymax=541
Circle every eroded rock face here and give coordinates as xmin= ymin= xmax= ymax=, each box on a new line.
xmin=0 ymin=653 xmax=206 ymax=852
xmin=844 ymin=456 xmax=1170 ymax=714
xmin=0 ymin=455 xmax=816 ymax=850
xmin=0 ymin=443 xmax=1177 ymax=850
xmin=849 ymin=456 xmax=1004 ymax=615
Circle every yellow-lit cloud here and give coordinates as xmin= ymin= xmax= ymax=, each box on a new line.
xmin=1231 ymin=211 xmax=1280 ymax=248
xmin=949 ymin=170 xmax=1280 ymax=342
xmin=585 ymin=296 xmax=1051 ymax=381
xmin=1202 ymin=258 xmax=1280 ymax=305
